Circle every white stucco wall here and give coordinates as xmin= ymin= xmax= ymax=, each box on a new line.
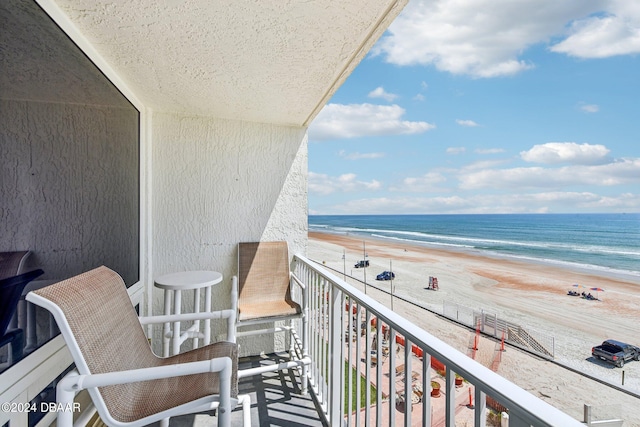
xmin=151 ymin=112 xmax=308 ymax=355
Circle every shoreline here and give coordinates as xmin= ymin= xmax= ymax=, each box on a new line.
xmin=307 ymin=230 xmax=640 ymax=423
xmin=309 ymin=230 xmax=640 ymax=335
xmin=310 ymin=229 xmax=640 ymax=283
xmin=309 ymin=230 xmax=640 ymax=294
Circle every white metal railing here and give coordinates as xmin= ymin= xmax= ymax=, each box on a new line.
xmin=292 ymin=254 xmax=584 ymax=427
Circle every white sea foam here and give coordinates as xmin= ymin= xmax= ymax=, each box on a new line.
xmin=313 ymin=224 xmax=640 ymax=259
xmin=309 ymin=214 xmax=640 ymax=281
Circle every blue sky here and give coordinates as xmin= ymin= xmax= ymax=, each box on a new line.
xmin=307 ymin=0 xmax=640 ymax=215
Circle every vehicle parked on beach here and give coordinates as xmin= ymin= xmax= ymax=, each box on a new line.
xmin=354 ymin=260 xmax=369 ymax=268
xmin=591 ymin=339 xmax=640 ymax=368
xmin=376 ymin=271 xmax=395 ymax=281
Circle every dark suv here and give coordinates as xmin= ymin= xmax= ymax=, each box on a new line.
xmin=376 ymin=271 xmax=395 ymax=281
xmin=354 ymin=260 xmax=369 ymax=268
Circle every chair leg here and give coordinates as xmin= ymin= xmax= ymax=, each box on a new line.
xmin=288 ymin=319 xmax=295 ymax=359
xmin=293 ymin=318 xmax=309 ymax=395
xmin=217 ymin=360 xmax=232 ymax=427
xmin=218 ymin=406 xmax=229 ymax=427
xmin=239 ymin=394 xmax=251 ymax=427
xmin=56 ymin=370 xmax=79 ymax=427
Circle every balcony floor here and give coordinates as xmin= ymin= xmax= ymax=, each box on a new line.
xmin=153 ymin=352 xmax=326 ymax=427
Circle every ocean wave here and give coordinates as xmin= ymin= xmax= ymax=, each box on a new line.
xmin=370 ymin=233 xmax=475 ymax=249
xmin=494 ymin=253 xmax=640 ymax=279
xmin=312 ymin=224 xmax=640 ymax=259
xmin=572 ymin=246 xmax=640 ymax=257
xmin=369 ymin=232 xmax=640 ymax=278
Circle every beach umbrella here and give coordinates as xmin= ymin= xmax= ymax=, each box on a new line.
xmin=590 ymin=287 xmax=604 ymax=299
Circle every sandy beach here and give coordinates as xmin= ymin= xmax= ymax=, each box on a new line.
xmin=308 ymin=231 xmax=640 ymax=425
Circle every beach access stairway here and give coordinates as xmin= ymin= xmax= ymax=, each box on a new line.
xmin=440 ymin=305 xmax=555 ymax=359
xmin=475 ymin=311 xmax=554 ymax=358
xmin=292 ymin=254 xmax=584 ymax=427
xmin=507 ymin=326 xmax=554 ymax=358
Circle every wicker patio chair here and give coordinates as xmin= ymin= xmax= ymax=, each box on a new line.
xmin=26 ymin=266 xmax=250 ymax=427
xmin=233 ymin=242 xmax=309 ymax=392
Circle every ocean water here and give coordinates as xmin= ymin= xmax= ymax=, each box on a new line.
xmin=309 ymin=214 xmax=640 ymax=279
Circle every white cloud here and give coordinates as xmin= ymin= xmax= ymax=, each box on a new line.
xmin=390 ymin=172 xmax=448 ymax=192
xmin=520 ymin=142 xmax=611 ymax=165
xmin=312 ymin=155 xmax=640 ymax=213
xmin=459 ymin=167 xmax=551 ymax=190
xmin=580 ymin=103 xmax=600 ymax=113
xmin=456 ymin=119 xmax=479 ymax=127
xmin=368 ymin=86 xmax=398 ymax=102
xmin=308 ymin=103 xmax=435 ymax=140
xmin=446 ymin=147 xmax=466 ymax=155
xmin=550 ymin=1 xmax=640 ymax=58
xmin=324 ymin=195 xmax=473 ymax=214
xmin=475 ymin=148 xmax=505 ymax=154
xmin=315 ymin=191 xmax=640 ymax=214
xmin=308 ymin=171 xmax=382 ymax=195
xmin=458 ymin=158 xmax=640 ymax=190
xmin=338 ymin=150 xmax=386 ymax=160
xmin=462 ymin=159 xmax=510 ymax=170
xmin=373 ymin=0 xmax=600 ymax=78
xmin=414 ymin=82 xmax=428 ymax=101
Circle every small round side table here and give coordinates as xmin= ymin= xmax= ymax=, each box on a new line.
xmin=154 ymin=270 xmax=223 ymax=356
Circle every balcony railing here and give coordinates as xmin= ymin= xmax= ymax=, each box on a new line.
xmin=292 ymin=254 xmax=584 ymax=427
xmin=2 ymin=256 xmax=587 ymax=427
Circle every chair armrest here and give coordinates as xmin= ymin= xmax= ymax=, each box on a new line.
xmin=60 ymin=357 xmax=233 ymax=391
xmin=290 ymin=273 xmax=308 ymax=317
xmin=140 ymin=308 xmax=237 ymax=344
xmin=56 ymin=357 xmax=235 ymax=427
xmin=290 ymin=272 xmax=306 ymax=290
xmin=138 ymin=309 xmax=235 ymax=325
xmin=231 ymin=275 xmax=238 ymax=312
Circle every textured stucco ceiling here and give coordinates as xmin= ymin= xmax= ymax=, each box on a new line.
xmin=43 ymin=0 xmax=407 ymax=126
